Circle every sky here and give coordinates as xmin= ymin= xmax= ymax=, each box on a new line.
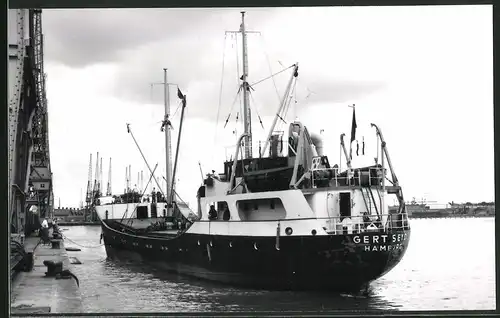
xmin=41 ymin=5 xmax=493 ymax=209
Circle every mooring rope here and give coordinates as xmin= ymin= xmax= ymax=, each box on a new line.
xmin=61 ymin=233 xmax=104 ymax=249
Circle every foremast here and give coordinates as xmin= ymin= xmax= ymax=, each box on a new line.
xmin=163 ymin=68 xmax=173 ymax=214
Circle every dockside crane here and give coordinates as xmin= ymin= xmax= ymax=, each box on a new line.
xmin=106 ymin=158 xmax=112 ymax=196
xmin=99 ymin=157 xmax=103 ymax=197
xmin=84 ymin=153 xmax=93 ymax=221
xmin=93 ymin=152 xmax=100 ymax=197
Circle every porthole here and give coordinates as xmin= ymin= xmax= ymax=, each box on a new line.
xmin=311 ymin=229 xmax=317 ymax=236
xmin=254 ymin=242 xmax=258 ymax=250
xmin=285 ymin=227 xmax=293 ymax=236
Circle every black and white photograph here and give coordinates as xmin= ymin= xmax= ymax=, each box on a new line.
xmin=8 ymin=4 xmax=495 ymax=315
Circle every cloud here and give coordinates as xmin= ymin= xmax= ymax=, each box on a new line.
xmin=43 ymin=7 xmax=388 ymax=122
xmin=43 ymin=6 xmax=493 ymax=207
xmin=42 ymin=8 xmax=278 ymax=68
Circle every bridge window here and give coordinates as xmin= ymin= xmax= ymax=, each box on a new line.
xmin=237 ymin=198 xmax=286 ymax=221
xmin=205 ymin=201 xmax=231 ymax=220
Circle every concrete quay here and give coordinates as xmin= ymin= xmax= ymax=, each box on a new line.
xmin=10 ymin=230 xmax=83 ymax=314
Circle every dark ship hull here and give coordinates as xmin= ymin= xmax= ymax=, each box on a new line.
xmin=101 ymin=219 xmax=410 ymax=291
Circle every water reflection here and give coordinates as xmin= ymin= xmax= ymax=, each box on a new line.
xmin=99 ymin=257 xmax=398 ymax=312
xmin=63 ymin=218 xmax=495 ymax=312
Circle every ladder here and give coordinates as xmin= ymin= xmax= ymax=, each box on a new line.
xmin=360 ymin=187 xmax=379 ymax=217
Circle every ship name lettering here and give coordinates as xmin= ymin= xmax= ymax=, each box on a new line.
xmin=353 ymin=234 xmax=390 ymax=244
xmin=354 ymin=233 xmax=408 ymax=252
xmin=364 ymin=244 xmax=404 ymax=252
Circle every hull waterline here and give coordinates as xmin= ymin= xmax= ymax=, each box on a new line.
xmin=101 ymin=219 xmax=410 ymax=292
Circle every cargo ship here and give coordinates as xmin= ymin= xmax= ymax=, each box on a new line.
xmin=96 ymin=12 xmax=411 ymax=292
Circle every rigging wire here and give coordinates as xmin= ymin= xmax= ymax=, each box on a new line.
xmin=276 ymin=78 xmax=298 ymax=132
xmin=171 ymin=100 xmax=182 ymax=119
xmin=250 ymin=65 xmax=295 ymax=87
xmin=284 ymin=80 xmax=298 ymax=120
xmin=292 ymin=78 xmax=299 ymax=120
xmin=223 ymin=88 xmax=242 ymax=128
xmin=214 ymin=33 xmax=228 ymax=148
xmin=249 ymin=91 xmax=264 ymax=129
xmin=259 ymin=34 xmax=281 ymax=103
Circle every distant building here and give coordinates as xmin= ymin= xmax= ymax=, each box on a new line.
xmin=391 ymin=201 xmax=495 ymax=218
xmin=53 ymin=207 xmax=87 ymax=222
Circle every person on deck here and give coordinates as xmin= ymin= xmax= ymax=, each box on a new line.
xmin=222 ymin=207 xmax=230 ymax=221
xmin=362 ymin=212 xmax=371 ymax=228
xmin=208 ymin=205 xmax=218 ymax=220
xmin=152 ymin=188 xmax=157 ymax=203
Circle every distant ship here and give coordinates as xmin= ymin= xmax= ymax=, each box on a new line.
xmin=96 ymin=12 xmax=411 ymax=292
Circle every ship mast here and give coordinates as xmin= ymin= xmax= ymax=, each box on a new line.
xmin=163 ymin=68 xmax=173 ymax=215
xmin=240 ymin=11 xmax=252 ymax=159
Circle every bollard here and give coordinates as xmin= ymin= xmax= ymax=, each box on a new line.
xmin=51 ymin=240 xmax=61 ymax=249
xmin=43 ymin=260 xmax=63 ymax=277
xmin=23 ymin=252 xmax=34 ymax=272
xmin=42 ymin=260 xmax=80 ymax=287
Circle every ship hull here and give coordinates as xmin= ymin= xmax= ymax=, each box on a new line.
xmin=101 ymin=219 xmax=410 ymax=292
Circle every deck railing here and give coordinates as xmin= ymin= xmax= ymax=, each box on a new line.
xmin=194 ymin=213 xmax=410 ymax=235
xmin=224 ymin=139 xmax=294 ymax=161
xmin=317 ymin=213 xmax=410 ymax=235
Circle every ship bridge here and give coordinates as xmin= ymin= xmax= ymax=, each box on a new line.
xmin=9 ymin=9 xmax=53 ymax=238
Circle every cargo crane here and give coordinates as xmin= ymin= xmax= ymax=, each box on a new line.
xmin=99 ymin=157 xmax=103 ymax=197
xmin=91 ymin=152 xmax=101 ymax=221
xmin=9 ymin=9 xmax=53 ymax=239
xmin=84 ymin=153 xmax=93 ymax=221
xmin=106 ymin=158 xmax=112 ymax=196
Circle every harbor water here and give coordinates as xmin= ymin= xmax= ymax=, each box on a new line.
xmin=62 ymin=217 xmax=495 ymax=312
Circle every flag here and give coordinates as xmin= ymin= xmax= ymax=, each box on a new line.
xmin=350 ymin=107 xmax=357 ymax=143
xmin=177 ymin=88 xmax=184 ymax=100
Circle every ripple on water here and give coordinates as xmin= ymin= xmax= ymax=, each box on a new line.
xmin=63 ymin=219 xmax=495 ymax=312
